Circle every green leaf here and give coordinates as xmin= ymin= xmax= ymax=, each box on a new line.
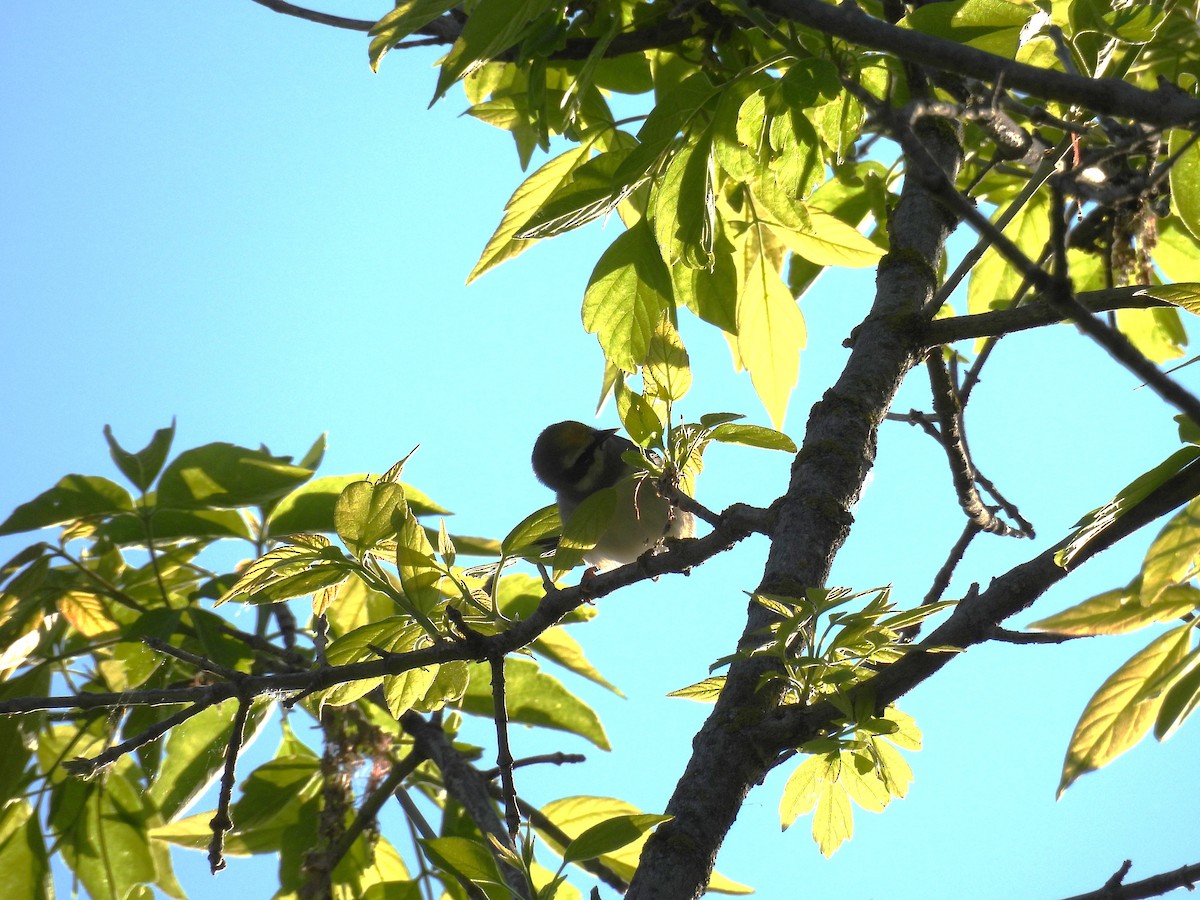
xmin=0 ymin=800 xmax=50 ymax=899
xmin=709 ymin=423 xmax=796 ymax=452
xmin=666 ymin=675 xmax=725 ymax=702
xmin=1169 ymin=128 xmax=1200 ymax=241
xmin=966 ymin=190 xmax=1051 ymax=314
xmin=1058 ymin=624 xmax=1194 ymax=795
xmin=432 ymin=0 xmax=557 ymax=103
xmin=461 ymin=657 xmax=610 ymax=749
xmin=515 ymin=135 xmax=641 ymax=240
xmin=156 ymin=442 xmax=315 ymax=511
xmin=904 ymin=0 xmax=1033 ymax=55
xmin=1115 ymin=306 xmax=1185 ymax=364
xmin=501 ymin=504 xmax=561 ymax=558
xmin=616 ymin=386 xmax=664 ymax=448
xmin=1138 ymin=497 xmax=1200 ymax=601
xmin=1143 ymin=282 xmax=1200 ymax=314
xmin=368 ymin=0 xmax=460 ymax=72
xmin=583 ymin=220 xmax=673 ymax=374
xmin=563 ymin=814 xmax=672 ymax=864
xmin=1057 ymin=447 xmax=1200 ymax=568
xmin=651 ymin=135 xmax=715 ymax=269
xmin=470 ymin=145 xmax=591 ymax=282
xmin=323 ymin=617 xmax=428 ymax=707
xmin=51 ymin=761 xmax=161 ymax=900
xmin=673 ymin=223 xmax=738 ymax=333
xmin=268 ymin=474 xmax=449 ymax=539
xmin=556 ymin=485 xmax=617 ymax=571
xmin=98 ymin=506 xmax=252 ymax=544
xmin=779 ymin=753 xmax=834 ymax=830
xmin=335 ymin=481 xmax=406 ymax=559
xmin=0 ymin=474 xmax=134 ymax=535
xmin=813 ymin=776 xmax=853 ymax=857
xmin=644 ymin=315 xmax=692 ymax=404
xmin=1155 ymin=649 xmax=1200 ymax=739
xmin=537 ymin=796 xmax=750 ymax=894
xmin=420 ymin=837 xmax=506 ymax=890
xmin=532 ymin=625 xmax=623 ymax=695
xmin=149 ymin=698 xmax=273 ymax=821
xmin=103 ymin=421 xmax=176 ymax=492
xmin=736 ymin=223 xmax=806 ymax=429
xmin=768 ymin=207 xmax=885 ymax=268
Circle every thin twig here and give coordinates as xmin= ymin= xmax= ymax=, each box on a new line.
xmin=248 ymin=0 xmax=375 ymax=31
xmin=490 ymin=656 xmax=521 ymax=842
xmin=926 ymin=350 xmax=1026 ymax=537
xmin=62 ymin=698 xmax=220 ymax=778
xmin=144 ymin=638 xmax=246 ymax=681
xmin=989 ymin=627 xmax=1085 ymax=644
xmin=208 ymin=698 xmax=252 ymax=874
xmin=327 ymin=749 xmax=427 ymax=875
xmin=480 ymin=752 xmax=586 ymax=780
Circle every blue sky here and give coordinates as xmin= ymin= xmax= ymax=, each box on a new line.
xmin=3 ymin=3 xmax=1198 ymax=898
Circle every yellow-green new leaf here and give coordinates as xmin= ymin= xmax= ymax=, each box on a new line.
xmin=1030 ymin=585 xmax=1200 ymax=636
xmin=432 ymin=0 xmax=557 ymax=103
xmin=1139 ymin=497 xmax=1200 ymax=601
xmin=651 ymin=136 xmax=715 ymax=269
xmin=768 ymin=207 xmax=884 ymax=268
xmin=1058 ymin=624 xmax=1194 ymax=795
xmin=737 ymin=229 xmax=806 ymax=429
xmin=644 ymin=314 xmax=692 ymax=403
xmin=966 ymin=189 xmax=1051 ymax=314
xmin=583 ymin=221 xmax=673 ymax=374
xmin=780 ymin=753 xmax=834 ymax=830
xmin=335 ymin=481 xmax=406 ymax=559
xmin=813 ymin=779 xmax=853 ymax=857
xmin=666 ymin=675 xmax=725 ymax=702
xmin=368 ymin=0 xmax=460 ymax=72
xmin=470 ymin=145 xmax=591 ymax=282
xmin=1169 ymin=128 xmax=1200 ymax=241
xmin=537 ymin=797 xmax=750 ymax=894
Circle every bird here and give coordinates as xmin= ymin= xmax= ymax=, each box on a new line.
xmin=531 ymin=420 xmax=695 ymax=571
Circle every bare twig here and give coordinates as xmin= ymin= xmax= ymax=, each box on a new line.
xmin=989 ymin=627 xmax=1085 ymax=644
xmin=327 ymin=749 xmax=427 ymax=875
xmin=63 ymin=698 xmax=220 ymax=778
xmin=481 ymin=752 xmax=586 ymax=780
xmin=926 ymin=350 xmax=1026 ymax=537
xmin=208 ymin=698 xmax=252 ymax=874
xmin=248 ymin=0 xmax=375 ymax=31
xmin=490 ymin=656 xmax=521 ymax=841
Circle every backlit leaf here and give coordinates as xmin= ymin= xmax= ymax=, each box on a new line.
xmin=1058 ymin=624 xmax=1193 ymax=795
xmin=583 ymin=221 xmax=673 ymax=374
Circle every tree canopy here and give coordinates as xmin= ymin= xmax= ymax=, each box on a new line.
xmin=2 ymin=1 xmax=1200 ymax=899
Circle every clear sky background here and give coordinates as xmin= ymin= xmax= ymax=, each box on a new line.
xmin=3 ymin=3 xmax=1198 ymax=899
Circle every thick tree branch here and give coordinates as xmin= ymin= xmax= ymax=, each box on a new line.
xmin=627 ymin=111 xmax=964 ymax=900
xmin=924 ymin=287 xmax=1171 ymax=343
xmin=753 ymin=0 xmax=1200 ymax=127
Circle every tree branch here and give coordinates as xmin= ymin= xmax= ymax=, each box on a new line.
xmin=1059 ymin=860 xmax=1200 ymax=900
xmin=753 ymin=0 xmax=1200 ymax=127
xmin=924 ymin=287 xmax=1172 ymax=344
xmin=756 ymin=449 xmax=1200 ymax=751
xmin=400 ymin=711 xmax=528 ymax=898
xmin=0 ymin=508 xmax=755 ymax=718
xmin=627 ymin=109 xmax=965 ymax=900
